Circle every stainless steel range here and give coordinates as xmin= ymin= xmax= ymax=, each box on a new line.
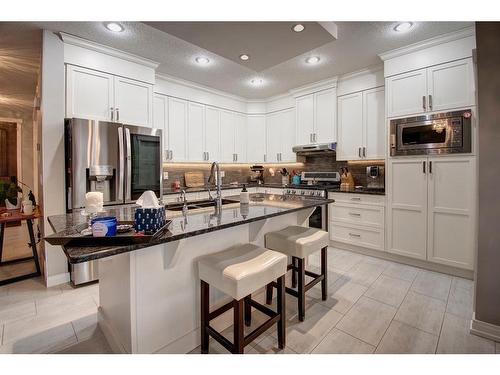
xmin=283 ymin=172 xmax=340 ymax=230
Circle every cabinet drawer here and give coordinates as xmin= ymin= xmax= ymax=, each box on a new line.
xmin=328 ymin=192 xmax=385 ymax=206
xmin=329 ymin=222 xmax=384 ymax=251
xmin=329 ymin=203 xmax=384 ymax=228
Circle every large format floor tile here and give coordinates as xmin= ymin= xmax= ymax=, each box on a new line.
xmin=250 ymin=335 xmax=297 ymax=354
xmin=437 ymin=313 xmax=495 ymax=354
xmin=311 ymin=328 xmax=375 ymax=354
xmin=375 ymin=320 xmax=438 ymax=354
xmin=0 ymin=300 xmax=36 ymax=325
xmin=310 ymin=276 xmax=367 ymax=314
xmin=344 ymin=260 xmax=387 ymax=288
xmin=394 ymin=291 xmax=446 ymax=335
xmin=496 ymin=342 xmax=499 ymax=354
xmin=411 ymin=270 xmax=452 ymax=302
xmin=326 ymin=249 xmax=364 ymax=272
xmin=336 ymin=296 xmax=397 ymax=346
xmin=57 ymin=328 xmax=113 ymax=354
xmin=364 ymin=275 xmax=411 ymax=307
xmin=382 ymin=262 xmax=420 ymax=282
xmin=446 ymin=282 xmax=474 ymax=320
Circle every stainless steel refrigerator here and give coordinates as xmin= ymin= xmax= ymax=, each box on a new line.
xmin=64 ymin=118 xmax=162 ymax=285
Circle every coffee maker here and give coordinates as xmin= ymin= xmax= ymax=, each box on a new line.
xmin=249 ymin=165 xmax=264 ymax=184
xmin=366 ymin=166 xmax=385 ymax=189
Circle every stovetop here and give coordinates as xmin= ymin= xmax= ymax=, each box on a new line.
xmin=285 ymin=183 xmax=341 ymax=191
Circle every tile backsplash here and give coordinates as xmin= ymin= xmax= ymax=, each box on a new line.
xmin=163 ymin=155 xmax=384 ymax=189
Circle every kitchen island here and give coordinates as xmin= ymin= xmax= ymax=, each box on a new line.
xmin=46 ymin=193 xmax=333 ymax=354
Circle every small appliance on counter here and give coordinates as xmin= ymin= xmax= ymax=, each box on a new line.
xmin=366 ymin=166 xmax=385 ymax=190
xmin=249 ymin=165 xmax=264 ymax=184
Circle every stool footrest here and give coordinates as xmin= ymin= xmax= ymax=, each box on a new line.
xmin=268 ymin=273 xmax=325 ymax=295
xmin=247 ymin=298 xmax=278 ymax=318
xmin=206 ymin=325 xmax=234 ymax=353
xmin=208 ymin=300 xmax=234 ymax=321
xmin=305 ymin=270 xmax=320 ymax=279
xmin=244 ymin=315 xmax=280 ymax=347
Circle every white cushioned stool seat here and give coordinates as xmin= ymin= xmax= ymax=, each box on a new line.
xmin=198 ymin=243 xmax=287 ymax=301
xmin=265 ymin=225 xmax=329 ymax=259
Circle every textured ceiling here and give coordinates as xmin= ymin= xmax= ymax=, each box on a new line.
xmin=30 ymin=21 xmax=473 ymax=99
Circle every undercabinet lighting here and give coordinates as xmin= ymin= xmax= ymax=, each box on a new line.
xmin=305 ymin=56 xmax=321 ymax=64
xmin=195 ymin=56 xmax=210 ymax=65
xmin=292 ymin=24 xmax=305 ymax=33
xmin=239 ymin=54 xmax=250 ymax=61
xmin=393 ymin=22 xmax=414 ymax=32
xmin=104 ymin=22 xmax=124 ymax=33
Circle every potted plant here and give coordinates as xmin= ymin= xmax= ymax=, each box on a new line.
xmin=0 ymin=177 xmax=22 ymax=209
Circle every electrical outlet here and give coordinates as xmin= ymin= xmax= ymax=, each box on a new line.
xmin=163 ymin=172 xmax=169 ymax=179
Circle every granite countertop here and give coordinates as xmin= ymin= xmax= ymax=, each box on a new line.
xmin=46 ymin=194 xmax=333 ymax=264
xmin=327 ymin=187 xmax=385 ymax=196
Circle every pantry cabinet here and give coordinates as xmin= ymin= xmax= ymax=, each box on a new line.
xmin=246 ymin=115 xmax=267 ymax=163
xmin=266 ymin=108 xmax=296 ymax=163
xmin=66 ymin=64 xmax=153 ymax=126
xmin=387 ymin=156 xmax=476 ymax=269
xmin=337 ymin=86 xmax=385 ymax=161
xmin=386 ymin=58 xmax=474 ymax=118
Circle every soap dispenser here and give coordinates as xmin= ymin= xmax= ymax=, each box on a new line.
xmin=240 ymin=184 xmax=250 ymax=204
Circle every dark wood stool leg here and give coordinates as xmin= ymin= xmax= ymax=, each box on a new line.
xmin=0 ymin=223 xmax=5 ymax=264
xmin=200 ymin=280 xmax=210 ymax=353
xmin=265 ymin=283 xmax=273 ymax=305
xmin=291 ymin=257 xmax=297 ymax=288
xmin=321 ymin=246 xmax=328 ymax=301
xmin=277 ymin=274 xmax=286 ymax=349
xmin=26 ymin=219 xmax=41 ymax=275
xmin=244 ymin=295 xmax=252 ymax=327
xmin=297 ymin=257 xmax=306 ymax=322
xmin=233 ymin=299 xmax=245 ymax=354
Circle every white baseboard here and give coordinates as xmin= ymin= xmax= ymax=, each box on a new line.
xmin=470 ymin=313 xmax=500 ymax=341
xmin=46 ymin=272 xmax=70 ymax=287
xmin=98 ymin=308 xmax=127 ymax=354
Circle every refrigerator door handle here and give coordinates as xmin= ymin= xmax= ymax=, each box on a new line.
xmin=117 ymin=127 xmax=124 ymax=201
xmin=125 ymin=127 xmax=132 ymax=201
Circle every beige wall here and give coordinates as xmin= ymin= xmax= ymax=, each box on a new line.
xmin=475 ymin=22 xmax=500 ymax=326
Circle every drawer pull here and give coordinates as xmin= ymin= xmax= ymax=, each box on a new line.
xmin=350 ymin=197 xmax=361 ymax=201
xmin=349 ymin=233 xmax=361 ymax=238
xmin=349 ymin=212 xmax=361 ymax=216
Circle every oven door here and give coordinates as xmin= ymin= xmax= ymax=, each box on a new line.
xmin=309 ymin=204 xmax=327 ymax=231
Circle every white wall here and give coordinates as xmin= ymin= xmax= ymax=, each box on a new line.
xmin=40 ymin=30 xmax=69 ymax=285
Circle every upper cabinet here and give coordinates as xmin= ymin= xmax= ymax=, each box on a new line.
xmin=267 ymin=108 xmax=296 ymax=163
xmin=167 ymin=97 xmax=188 ymax=162
xmin=295 ymin=88 xmax=337 ymax=145
xmin=386 ymin=57 xmax=474 ymax=118
xmin=246 ymin=115 xmax=267 ymax=163
xmin=66 ymin=65 xmax=154 ymax=126
xmin=219 ymin=111 xmax=247 ymax=163
xmin=337 ymin=86 xmax=385 ymax=161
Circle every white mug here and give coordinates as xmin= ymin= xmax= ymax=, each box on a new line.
xmin=22 ymin=202 xmax=34 ymax=215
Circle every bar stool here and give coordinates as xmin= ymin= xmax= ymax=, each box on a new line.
xmin=198 ymin=243 xmax=287 ymax=354
xmin=264 ymin=226 xmax=329 ymax=322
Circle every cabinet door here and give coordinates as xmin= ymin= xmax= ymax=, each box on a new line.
xmin=387 ymin=158 xmax=428 ymax=260
xmin=187 ymin=102 xmax=205 ymax=162
xmin=114 ymin=76 xmax=153 ymax=126
xmin=266 ymin=112 xmax=281 ymax=163
xmin=204 ymin=107 xmax=220 ymax=162
xmin=314 ymin=88 xmax=337 ymax=143
xmin=246 ymin=115 xmax=266 ymax=163
xmin=295 ymin=94 xmax=314 ymax=145
xmin=153 ymin=94 xmax=169 ymax=161
xmin=66 ymin=65 xmax=114 ymax=121
xmin=386 ymin=69 xmax=427 ymax=117
xmin=363 ymin=87 xmax=385 ymax=160
xmin=427 ymin=58 xmax=475 ymax=112
xmin=234 ymin=113 xmax=247 ymax=163
xmin=219 ymin=111 xmax=236 ymax=163
xmin=337 ymin=92 xmax=363 ymax=161
xmin=167 ymin=97 xmax=188 ymax=162
xmin=427 ymin=156 xmax=475 ymax=269
xmin=279 ymin=108 xmax=296 ymax=162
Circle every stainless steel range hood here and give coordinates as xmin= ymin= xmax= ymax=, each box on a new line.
xmin=292 ymin=143 xmax=337 ymax=155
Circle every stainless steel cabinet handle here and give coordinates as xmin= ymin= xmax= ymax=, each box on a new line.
xmin=280 ymin=153 xmax=282 ymax=161
xmin=207 ymin=152 xmax=209 ymax=160
xmin=314 ymin=133 xmax=317 ymax=142
xmin=350 ymin=197 xmax=361 ymax=201
xmin=277 ymin=153 xmax=280 ymax=161
xmin=349 ymin=212 xmax=361 ymax=216
xmin=111 ymin=107 xmax=114 ymax=121
xmin=310 ymin=134 xmax=312 ymax=143
xmin=349 ymin=233 xmax=361 ymax=238
xmin=235 ymin=153 xmax=238 ymax=162
xmin=116 ymin=108 xmax=120 ymax=122
xmin=428 ymin=95 xmax=433 ymax=110
xmin=264 ymin=154 xmax=267 ymax=162
xmin=363 ymin=147 xmax=366 ymax=157
xmin=358 ymin=147 xmax=361 ymax=158
xmin=422 ymin=96 xmax=426 ymax=111
xmin=169 ymin=150 xmax=173 ymax=160
xmin=423 ymin=161 xmax=426 ymax=174
xmin=429 ymin=161 xmax=432 ymax=174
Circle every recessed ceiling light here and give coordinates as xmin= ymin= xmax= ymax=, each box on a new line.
xmin=292 ymin=24 xmax=305 ymax=33
xmin=239 ymin=54 xmax=250 ymax=61
xmin=195 ymin=56 xmax=210 ymax=65
xmin=393 ymin=22 xmax=414 ymax=32
xmin=104 ymin=22 xmax=124 ymax=33
xmin=305 ymin=56 xmax=321 ymax=64
xmin=250 ymin=78 xmax=264 ymax=86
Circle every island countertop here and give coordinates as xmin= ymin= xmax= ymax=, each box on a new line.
xmin=46 ymin=193 xmax=333 ymax=264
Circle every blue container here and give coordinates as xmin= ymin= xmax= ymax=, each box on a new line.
xmin=292 ymin=175 xmax=301 ymax=185
xmin=91 ymin=216 xmax=117 ymax=237
xmin=134 ymin=207 xmax=166 ymax=234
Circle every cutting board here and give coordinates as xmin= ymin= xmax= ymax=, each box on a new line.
xmin=184 ymin=171 xmax=205 ymax=187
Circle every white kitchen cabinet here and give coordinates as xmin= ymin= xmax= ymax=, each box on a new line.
xmin=153 ymin=94 xmax=169 ymax=161
xmin=295 ymin=88 xmax=336 ymax=145
xmin=387 ymin=156 xmax=476 ymax=269
xmin=363 ymin=87 xmax=386 ymax=159
xmin=234 ymin=113 xmax=247 ymax=163
xmin=386 ymin=58 xmax=474 ymax=118
xmin=219 ymin=110 xmax=237 ymax=163
xmin=187 ymin=102 xmax=205 ymax=162
xmin=204 ymin=106 xmax=220 ymax=162
xmin=167 ymin=97 xmax=188 ymax=162
xmin=246 ymin=115 xmax=267 ymax=163
xmin=266 ymin=108 xmax=296 ymax=163
xmin=66 ymin=64 xmax=153 ymax=126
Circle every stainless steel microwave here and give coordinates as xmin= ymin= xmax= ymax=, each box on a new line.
xmin=390 ymin=109 xmax=472 ymax=156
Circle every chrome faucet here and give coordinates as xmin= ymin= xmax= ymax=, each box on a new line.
xmin=207 ymin=161 xmax=222 ymax=210
xmin=180 ymin=189 xmax=188 ymax=214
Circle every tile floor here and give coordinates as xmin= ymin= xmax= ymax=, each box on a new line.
xmin=0 ymin=247 xmax=499 ymax=354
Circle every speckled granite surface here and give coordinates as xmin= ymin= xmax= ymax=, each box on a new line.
xmin=45 ymin=194 xmax=333 ymax=264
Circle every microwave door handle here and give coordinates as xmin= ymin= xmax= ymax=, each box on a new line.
xmin=117 ymin=127 xmax=124 ymax=201
xmin=125 ymin=128 xmax=132 ymax=201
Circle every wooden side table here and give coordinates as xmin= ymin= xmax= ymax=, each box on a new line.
xmin=0 ymin=208 xmax=42 ymax=286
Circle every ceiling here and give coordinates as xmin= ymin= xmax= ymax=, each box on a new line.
xmin=30 ymin=21 xmax=473 ymax=99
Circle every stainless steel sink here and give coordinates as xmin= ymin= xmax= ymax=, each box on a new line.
xmin=166 ymin=198 xmax=239 ymax=211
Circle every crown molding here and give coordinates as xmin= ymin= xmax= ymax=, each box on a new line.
xmin=289 ymin=77 xmax=338 ymax=98
xmin=59 ymin=32 xmax=160 ymax=69
xmin=378 ymin=26 xmax=475 ymax=61
xmin=338 ymin=64 xmax=384 ymax=82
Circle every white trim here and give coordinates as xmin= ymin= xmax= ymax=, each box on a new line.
xmin=289 ymin=77 xmax=338 ymax=98
xmin=98 ymin=308 xmax=127 ymax=354
xmin=470 ymin=313 xmax=500 ymax=342
xmin=45 ymin=271 xmax=70 ymax=287
xmin=338 ymin=64 xmax=384 ymax=81
xmin=378 ymin=26 xmax=475 ymax=61
xmin=59 ymin=32 xmax=159 ymax=69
